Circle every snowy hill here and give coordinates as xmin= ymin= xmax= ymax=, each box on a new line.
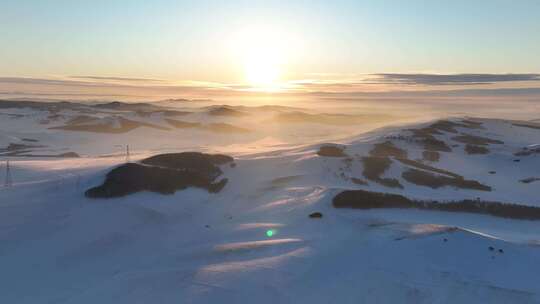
xmin=0 ymin=100 xmax=403 ymax=156
xmin=1 ymin=104 xmax=540 ymax=303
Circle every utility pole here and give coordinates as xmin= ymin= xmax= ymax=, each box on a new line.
xmin=4 ymin=160 xmax=13 ymax=187
xmin=125 ymin=145 xmax=131 ymax=163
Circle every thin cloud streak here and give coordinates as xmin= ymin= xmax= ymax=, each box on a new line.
xmin=371 ymin=73 xmax=540 ymax=85
xmin=70 ymin=76 xmax=164 ymax=82
xmin=2 ymin=75 xmax=540 ymax=102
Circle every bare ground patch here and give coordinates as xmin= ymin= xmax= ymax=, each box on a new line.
xmin=452 ymin=134 xmax=504 ymax=146
xmin=422 ymin=150 xmax=440 ymax=162
xmin=362 ymin=156 xmax=403 ymax=189
xmin=317 ymin=145 xmax=348 ymax=157
xmin=369 ymin=141 xmax=407 ymax=158
xmin=465 ymin=144 xmax=490 ymax=155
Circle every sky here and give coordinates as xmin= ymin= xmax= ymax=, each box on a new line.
xmin=1 ymin=0 xmax=540 ymax=101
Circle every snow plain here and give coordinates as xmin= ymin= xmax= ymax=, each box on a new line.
xmin=1 ymin=101 xmax=540 ymax=303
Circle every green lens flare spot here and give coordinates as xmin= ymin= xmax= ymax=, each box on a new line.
xmin=266 ymin=230 xmax=274 ymax=237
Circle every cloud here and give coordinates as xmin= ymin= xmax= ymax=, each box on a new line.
xmin=0 ymin=91 xmax=146 ymax=98
xmin=371 ymin=73 xmax=540 ymax=85
xmin=70 ymin=76 xmax=164 ymax=82
xmin=0 ymin=77 xmax=213 ymax=90
xmin=0 ymin=77 xmax=121 ymax=87
xmin=0 ymin=76 xmax=240 ymax=101
xmin=311 ymin=87 xmax=540 ymax=99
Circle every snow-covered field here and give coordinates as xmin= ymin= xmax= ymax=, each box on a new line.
xmin=1 ymin=100 xmax=540 ymax=303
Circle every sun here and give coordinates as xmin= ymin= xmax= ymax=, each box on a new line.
xmin=244 ymin=53 xmax=280 ymax=88
xmin=229 ymin=26 xmax=290 ymax=90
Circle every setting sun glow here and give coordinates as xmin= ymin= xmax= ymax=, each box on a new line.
xmin=244 ymin=52 xmax=280 ymax=88
xmin=230 ymin=26 xmax=291 ymax=90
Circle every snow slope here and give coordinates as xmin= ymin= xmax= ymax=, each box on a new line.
xmin=1 ymin=116 xmax=540 ymax=303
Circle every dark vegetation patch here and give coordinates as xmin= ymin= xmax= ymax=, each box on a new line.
xmin=512 ymin=123 xmax=540 ymax=130
xmin=406 ymin=128 xmax=452 ymax=152
xmin=369 ymin=141 xmax=407 ymax=158
xmin=165 ymin=118 xmax=201 ymax=129
xmin=402 ymin=169 xmax=490 ymax=191
xmin=58 ymin=152 xmax=80 ymax=158
xmin=207 ymin=106 xmax=247 ymax=117
xmin=408 ymin=127 xmax=442 ymax=137
xmin=91 ymin=101 xmax=157 ymax=112
xmin=452 ymin=134 xmax=504 ymax=146
xmin=460 ymin=120 xmax=484 ymax=129
xmin=2 ymin=143 xmax=45 ymax=151
xmin=86 ymin=152 xmax=233 ymax=198
xmin=351 ymin=177 xmax=368 ymax=185
xmin=141 ymin=152 xmax=233 ymax=175
xmin=317 ymin=145 xmax=348 ymax=157
xmin=404 ymin=120 xmax=484 ymax=153
xmin=358 ymin=137 xmax=480 ymax=190
xmin=359 ymin=141 xmax=407 ymax=188
xmin=410 ymin=120 xmax=482 ymax=136
xmin=465 ymin=144 xmax=489 ymax=155
xmin=362 ymin=156 xmax=391 ymax=179
xmin=309 ymin=212 xmax=323 ymax=218
xmin=519 ymin=177 xmax=540 ymax=184
xmin=421 ymin=137 xmax=452 ymax=152
xmin=332 ymin=189 xmax=540 ymax=220
xmin=514 ymin=146 xmax=540 ymax=156
xmin=361 ymin=156 xmax=403 ymax=189
xmin=428 ymin=120 xmax=465 ymax=133
xmin=422 ymin=150 xmax=440 ymax=162
xmin=0 ymin=112 xmax=25 ymax=119
xmin=395 ymin=158 xmax=461 ymax=178
xmin=51 ymin=117 xmax=169 ymax=133
xmin=0 ymin=143 xmax=49 ymax=156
